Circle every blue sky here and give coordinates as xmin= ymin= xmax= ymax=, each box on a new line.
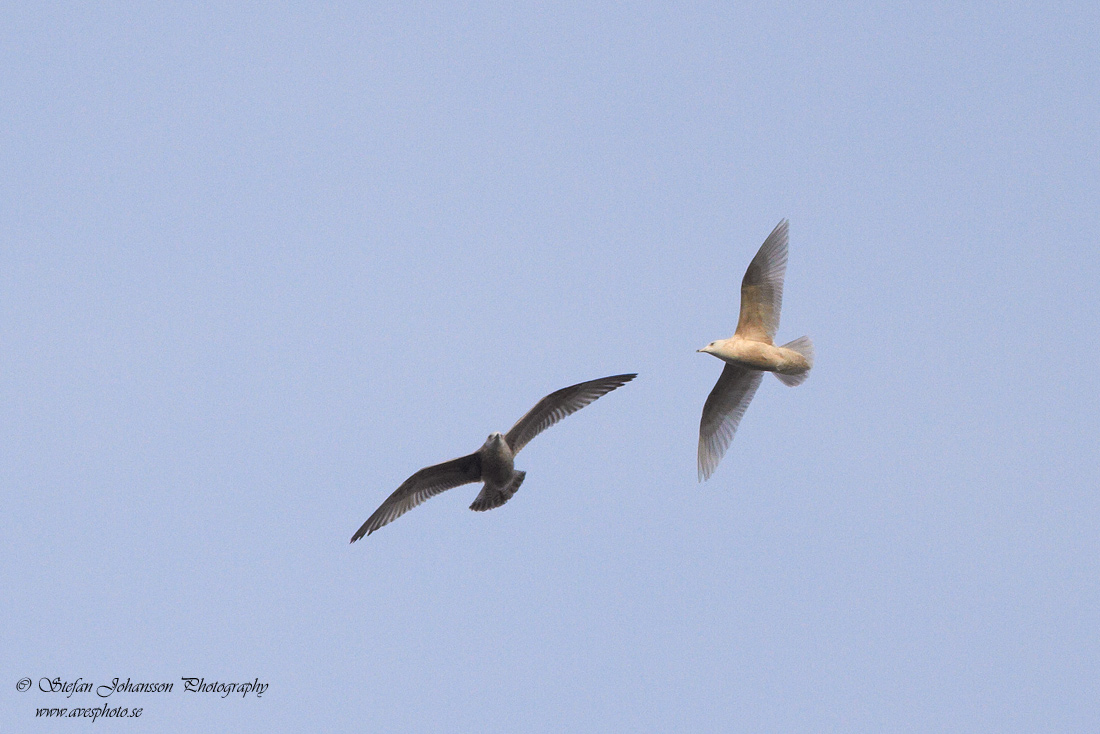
xmin=3 ymin=2 xmax=1098 ymax=731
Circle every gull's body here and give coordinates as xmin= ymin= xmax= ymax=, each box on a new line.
xmin=351 ymin=373 xmax=636 ymax=541
xmin=703 ymin=337 xmax=811 ymax=376
xmin=697 ymin=219 xmax=813 ymax=481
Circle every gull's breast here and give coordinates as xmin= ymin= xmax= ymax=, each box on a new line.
xmin=480 ymin=436 xmax=515 ymax=486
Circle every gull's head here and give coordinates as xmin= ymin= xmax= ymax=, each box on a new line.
xmin=698 ymin=341 xmax=718 ymax=355
xmin=486 ymin=431 xmax=505 ymax=446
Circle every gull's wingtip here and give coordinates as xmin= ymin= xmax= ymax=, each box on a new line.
xmin=599 ymin=372 xmax=637 ymax=388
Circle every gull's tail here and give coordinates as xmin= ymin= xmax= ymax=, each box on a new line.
xmin=774 ymin=336 xmax=813 ymax=387
xmin=469 ymin=471 xmax=526 ymax=512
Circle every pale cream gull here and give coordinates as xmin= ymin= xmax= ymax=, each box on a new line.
xmin=697 ymin=220 xmax=813 ymax=481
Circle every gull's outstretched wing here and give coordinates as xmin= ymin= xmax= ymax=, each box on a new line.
xmin=504 ymin=373 xmax=637 ymax=455
xmin=350 ymin=452 xmax=482 ymax=541
xmin=735 ymin=219 xmax=788 ymax=343
xmin=698 ymin=364 xmax=763 ymax=481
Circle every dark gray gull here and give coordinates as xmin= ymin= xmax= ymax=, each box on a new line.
xmin=697 ymin=219 xmax=813 ymax=481
xmin=351 ymin=373 xmax=636 ymax=540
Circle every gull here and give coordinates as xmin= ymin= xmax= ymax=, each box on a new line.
xmin=697 ymin=219 xmax=813 ymax=481
xmin=351 ymin=373 xmax=637 ymax=541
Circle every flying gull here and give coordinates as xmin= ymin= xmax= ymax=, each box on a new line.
xmin=351 ymin=373 xmax=637 ymax=540
xmin=697 ymin=219 xmax=813 ymax=481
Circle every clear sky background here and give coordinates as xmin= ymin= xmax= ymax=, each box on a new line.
xmin=3 ymin=3 xmax=1098 ymax=732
